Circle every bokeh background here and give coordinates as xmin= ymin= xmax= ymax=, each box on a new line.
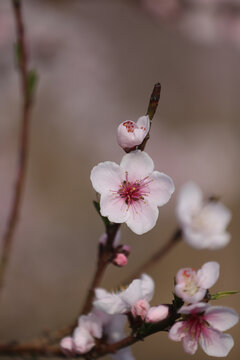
xmin=0 ymin=0 xmax=239 ymax=359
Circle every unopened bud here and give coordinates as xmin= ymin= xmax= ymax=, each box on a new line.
xmin=146 ymin=305 xmax=169 ymax=323
xmin=131 ymin=299 xmax=150 ymax=320
xmin=117 ymin=116 xmax=149 ymax=151
xmin=113 ymin=253 xmax=128 ymax=267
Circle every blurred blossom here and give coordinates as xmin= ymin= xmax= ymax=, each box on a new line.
xmin=61 ymin=309 xmax=135 ymax=359
xmin=176 ymin=182 xmax=231 ymax=249
xmin=141 ymin=0 xmax=240 ymax=46
xmin=61 ymin=313 xmax=102 ymax=354
xmin=169 ymin=303 xmax=239 ymax=356
xmin=94 ymin=274 xmax=154 ymax=316
xmin=175 ymin=261 xmax=219 ymax=303
xmin=117 ymin=116 xmax=149 ymax=151
xmin=90 ymin=151 xmax=174 ymax=235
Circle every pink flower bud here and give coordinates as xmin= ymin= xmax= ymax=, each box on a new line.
xmin=117 ymin=116 xmax=149 ymax=150
xmin=131 ymin=299 xmax=150 ymax=320
xmin=60 ymin=336 xmax=74 ymax=356
xmin=113 ymin=253 xmax=128 ymax=267
xmin=146 ymin=305 xmax=169 ymax=323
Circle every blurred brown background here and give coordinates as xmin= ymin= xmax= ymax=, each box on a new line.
xmin=0 ymin=0 xmax=239 ymax=359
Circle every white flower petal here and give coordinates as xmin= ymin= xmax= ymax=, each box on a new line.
xmin=176 ymin=182 xmax=202 ymax=225
xmin=203 ymin=202 xmax=231 ymax=233
xmin=205 ymin=233 xmax=231 ymax=249
xmin=197 ymin=261 xmax=220 ymax=289
xmin=94 ymin=289 xmax=127 ymax=315
xmin=182 ymin=333 xmax=198 ymax=355
xmin=100 ymin=192 xmax=129 ymax=223
xmin=136 ymin=115 xmax=150 ymax=133
xmin=199 ymin=329 xmax=234 ymax=357
xmin=204 ymin=306 xmax=239 ymax=331
xmin=183 ymin=228 xmax=210 ymax=249
xmin=126 ymin=202 xmax=159 ymax=235
xmin=175 ymin=283 xmax=206 ymax=304
xmin=120 ymin=151 xmax=154 ymax=182
xmin=140 ymin=274 xmax=155 ymax=302
xmin=148 ymin=171 xmax=175 ymax=207
xmin=73 ymin=327 xmax=95 ymax=354
xmin=168 ymin=322 xmax=185 ymax=341
xmin=120 ymin=279 xmax=143 ymax=307
xmin=90 ymin=161 xmax=123 ymax=195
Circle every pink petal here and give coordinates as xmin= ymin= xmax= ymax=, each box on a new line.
xmin=120 ymin=151 xmax=154 ymax=182
xmin=182 ymin=333 xmax=198 ymax=355
xmin=148 ymin=171 xmax=175 ymax=207
xmin=197 ymin=261 xmax=220 ymax=289
xmin=199 ymin=329 xmax=234 ymax=357
xmin=60 ymin=337 xmax=74 ymax=356
xmin=168 ymin=321 xmax=185 ymax=341
xmin=146 ymin=305 xmax=169 ymax=323
xmin=100 ymin=192 xmax=129 ymax=223
xmin=90 ymin=161 xmax=122 ymax=194
xmin=117 ymin=121 xmax=139 ymax=149
xmin=131 ymin=299 xmax=150 ymax=320
xmin=179 ymin=303 xmax=210 ymax=315
xmin=126 ymin=202 xmax=159 ymax=235
xmin=204 ymin=306 xmax=239 ymax=331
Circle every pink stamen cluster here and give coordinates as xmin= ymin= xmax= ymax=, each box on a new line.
xmin=116 ymin=172 xmax=152 ymax=208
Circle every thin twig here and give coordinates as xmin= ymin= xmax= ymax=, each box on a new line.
xmin=125 ymin=228 xmax=182 ymax=284
xmin=0 ymin=0 xmax=35 ymax=292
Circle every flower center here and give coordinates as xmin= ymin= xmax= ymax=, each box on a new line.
xmin=117 ymin=172 xmax=152 ymax=207
xmin=183 ymin=269 xmax=199 ymax=296
xmin=123 ymin=121 xmax=136 ymax=133
xmin=185 ymin=314 xmax=207 ymax=341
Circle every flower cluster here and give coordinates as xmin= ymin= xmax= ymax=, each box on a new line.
xmin=94 ymin=274 xmax=168 ymax=323
xmin=59 ymin=108 xmax=238 ymax=360
xmin=170 ymin=261 xmax=239 ymax=357
xmin=61 ymin=310 xmax=134 ymax=360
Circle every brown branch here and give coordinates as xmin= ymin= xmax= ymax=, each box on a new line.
xmin=138 ymin=82 xmax=161 ymax=151
xmin=125 ymin=228 xmax=182 ymax=284
xmin=0 ymin=0 xmax=36 ymax=292
xmin=0 ymin=307 xmax=179 ymax=358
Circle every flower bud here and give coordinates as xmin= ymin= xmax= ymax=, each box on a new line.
xmin=60 ymin=336 xmax=74 ymax=356
xmin=131 ymin=299 xmax=150 ymax=320
xmin=113 ymin=253 xmax=128 ymax=267
xmin=117 ymin=116 xmax=149 ymax=150
xmin=145 ymin=305 xmax=169 ymax=323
